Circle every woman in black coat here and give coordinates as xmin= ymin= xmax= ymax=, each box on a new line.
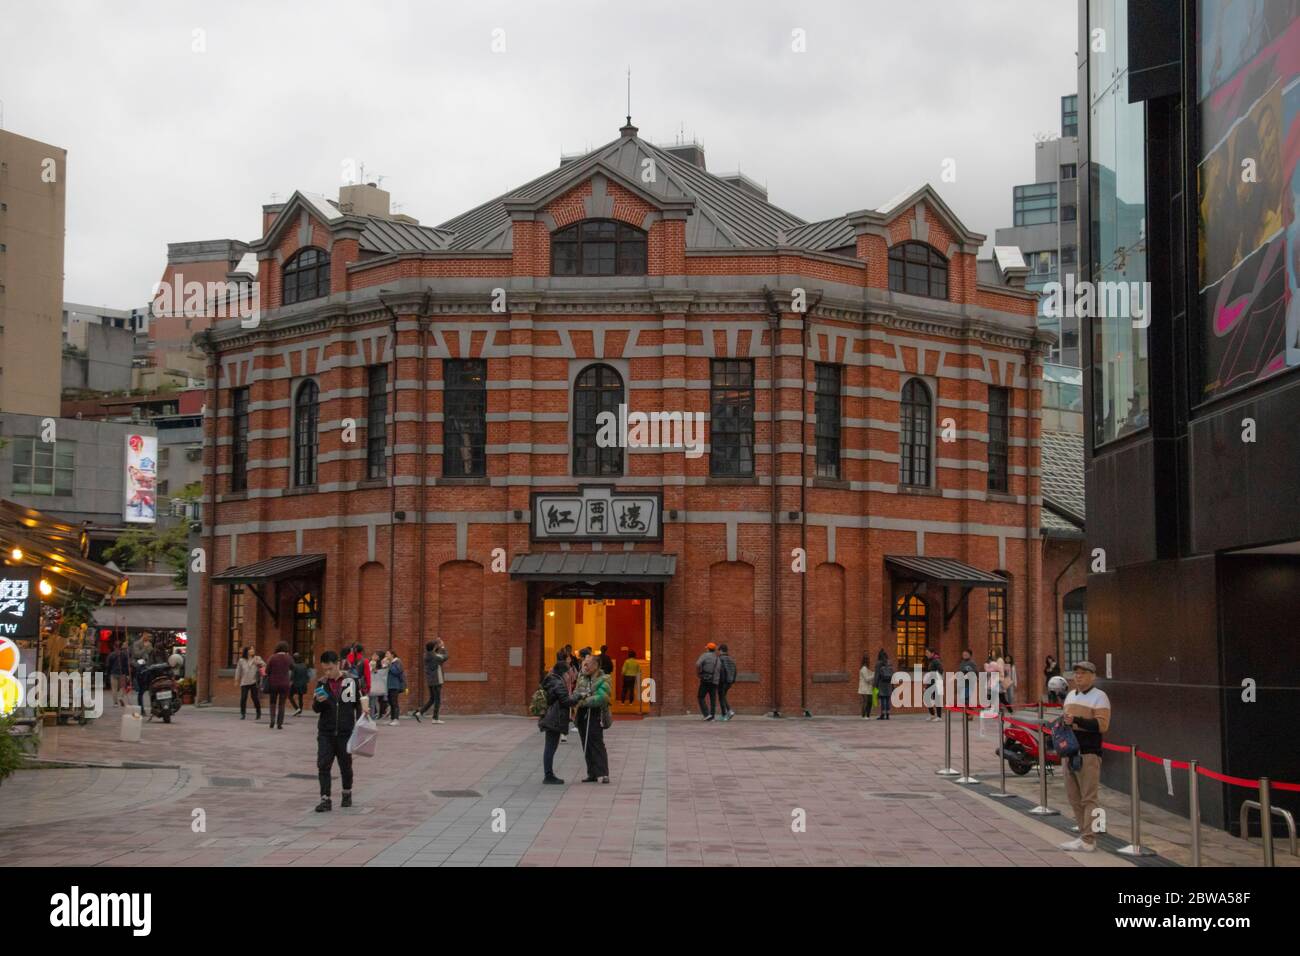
xmin=538 ymin=654 xmax=572 ymax=785
xmin=874 ymin=649 xmax=895 ymax=720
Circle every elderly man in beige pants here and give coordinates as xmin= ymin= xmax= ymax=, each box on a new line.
xmin=1059 ymin=661 xmax=1111 ymax=853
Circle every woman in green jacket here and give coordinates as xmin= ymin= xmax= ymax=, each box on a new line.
xmin=572 ymin=654 xmax=611 ymax=783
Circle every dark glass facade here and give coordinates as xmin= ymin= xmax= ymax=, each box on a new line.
xmin=1081 ymin=0 xmax=1300 ymax=835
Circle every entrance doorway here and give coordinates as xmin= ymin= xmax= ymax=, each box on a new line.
xmin=544 ymin=597 xmax=650 ymax=715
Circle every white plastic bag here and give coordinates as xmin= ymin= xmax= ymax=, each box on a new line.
xmin=347 ymin=714 xmax=378 ymax=758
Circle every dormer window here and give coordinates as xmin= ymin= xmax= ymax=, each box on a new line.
xmin=551 ymin=220 xmax=647 ymax=276
xmin=282 ymin=247 xmax=331 ymax=305
xmin=888 ymin=242 xmax=948 ymax=299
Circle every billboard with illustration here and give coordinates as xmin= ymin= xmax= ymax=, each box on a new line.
xmin=1197 ymin=1 xmax=1300 ymax=399
xmin=124 ymin=433 xmax=158 ymax=524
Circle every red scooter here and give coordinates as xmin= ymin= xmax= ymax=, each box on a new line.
xmin=997 ymin=719 xmax=1061 ymax=775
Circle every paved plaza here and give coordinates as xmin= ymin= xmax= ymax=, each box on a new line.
xmin=0 ymin=706 xmax=1288 ymax=867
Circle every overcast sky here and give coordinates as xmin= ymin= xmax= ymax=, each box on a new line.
xmin=0 ymin=0 xmax=1076 ymax=308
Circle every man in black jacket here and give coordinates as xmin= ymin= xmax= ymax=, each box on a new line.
xmin=414 ymin=638 xmax=448 ymax=724
xmin=537 ymin=652 xmax=572 ymax=785
xmin=312 ymin=649 xmax=370 ymax=812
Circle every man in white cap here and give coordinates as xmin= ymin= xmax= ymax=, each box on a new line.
xmin=1059 ymin=661 xmax=1110 ymax=852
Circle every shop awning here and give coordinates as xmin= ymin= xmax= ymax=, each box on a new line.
xmin=211 ymin=554 xmax=325 ymax=584
xmin=885 ymin=555 xmax=1007 ymax=588
xmin=886 ymin=555 xmax=1007 ymax=627
xmin=509 ymin=552 xmax=677 ymax=582
xmin=93 ymin=603 xmax=189 ymax=631
xmin=0 ymin=499 xmax=125 ymax=601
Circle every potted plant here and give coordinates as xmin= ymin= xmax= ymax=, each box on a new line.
xmin=178 ymin=677 xmax=197 ymax=705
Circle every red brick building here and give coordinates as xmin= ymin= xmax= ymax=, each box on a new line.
xmin=197 ymin=121 xmax=1057 ymax=716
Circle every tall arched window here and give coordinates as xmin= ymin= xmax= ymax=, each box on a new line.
xmin=282 ymin=247 xmax=331 ymax=305
xmin=572 ymin=363 xmax=624 ymax=476
xmin=895 ymin=594 xmax=928 ymax=671
xmin=551 ymin=220 xmax=647 ymax=276
xmin=888 ymin=242 xmax=948 ymax=299
xmin=1063 ymin=588 xmax=1088 ymax=667
xmin=900 ymin=378 xmax=932 ymax=487
xmin=293 ymin=380 xmax=319 ymax=487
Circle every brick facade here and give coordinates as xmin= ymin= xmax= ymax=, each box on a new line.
xmin=197 ymin=132 xmax=1056 ymax=716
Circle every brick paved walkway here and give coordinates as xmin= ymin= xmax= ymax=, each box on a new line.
xmin=0 ymin=706 xmax=1285 ymax=867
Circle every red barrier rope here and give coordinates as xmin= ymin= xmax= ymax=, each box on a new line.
xmin=938 ymin=705 xmax=1300 ymax=790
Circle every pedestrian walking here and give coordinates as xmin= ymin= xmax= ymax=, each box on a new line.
xmin=311 ymin=649 xmax=368 ymax=812
xmin=265 ymin=641 xmax=294 ymax=729
xmin=343 ymin=643 xmax=372 ymax=699
xmin=924 ymin=647 xmax=944 ymax=720
xmin=873 ymin=649 xmax=894 ymax=720
xmin=1003 ymin=654 xmax=1018 ymax=709
xmin=1058 ymin=661 xmax=1110 ymax=853
xmin=958 ymin=649 xmax=978 ymax=720
xmin=597 ymin=644 xmax=614 ymax=676
xmin=857 ymin=651 xmax=874 ymax=718
xmin=695 ymin=642 xmax=722 ymax=720
xmin=107 ymin=642 xmax=129 ymax=707
xmin=716 ymin=643 xmax=737 ymax=719
xmin=619 ymin=651 xmax=641 ymax=704
xmin=1044 ymin=655 xmax=1062 ymax=703
xmin=384 ymin=650 xmax=406 ymax=725
xmin=290 ymin=652 xmax=309 ymax=715
xmin=538 ymin=652 xmax=572 ymax=785
xmin=235 ymin=646 xmax=263 ymax=720
xmin=572 ymin=653 xmax=611 ymax=783
xmin=414 ymin=638 xmax=448 ymax=723
xmin=368 ymin=651 xmax=389 ymax=720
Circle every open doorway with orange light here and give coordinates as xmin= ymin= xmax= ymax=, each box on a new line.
xmin=543 ymin=596 xmax=651 ymax=716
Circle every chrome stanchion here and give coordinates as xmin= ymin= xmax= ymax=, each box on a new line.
xmin=989 ymin=708 xmax=1013 ymax=798
xmin=1260 ymin=777 xmax=1275 ymax=868
xmin=1029 ymin=705 xmax=1057 ymax=816
xmin=1188 ymin=759 xmax=1201 ymax=868
xmin=957 ymin=706 xmax=978 ymax=784
xmin=1118 ymin=744 xmax=1155 ymax=857
xmin=936 ymin=706 xmax=959 ymax=776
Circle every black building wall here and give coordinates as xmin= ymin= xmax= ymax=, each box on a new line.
xmin=1082 ymin=0 xmax=1300 ymax=834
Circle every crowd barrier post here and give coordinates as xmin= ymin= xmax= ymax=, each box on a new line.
xmin=936 ymin=706 xmax=959 ymax=777
xmin=1118 ymin=744 xmax=1155 ymax=857
xmin=1029 ymin=704 xmax=1057 ymax=816
xmin=957 ymin=706 xmax=978 ymax=784
xmin=990 ymin=709 xmax=1012 ymax=798
xmin=1260 ymin=777 xmax=1274 ymax=867
xmin=1188 ymin=759 xmax=1201 ymax=868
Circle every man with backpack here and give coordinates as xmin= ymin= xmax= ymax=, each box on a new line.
xmin=695 ymin=642 xmax=722 ymax=720
xmin=1059 ymin=661 xmax=1111 ymax=853
xmin=343 ymin=643 xmax=371 ymax=699
xmin=716 ymin=644 xmax=738 ymax=720
xmin=957 ymin=648 xmax=978 ymax=720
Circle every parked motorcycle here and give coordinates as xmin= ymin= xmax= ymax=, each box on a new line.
xmin=996 ymin=719 xmax=1060 ymax=775
xmin=138 ymin=660 xmax=182 ymax=723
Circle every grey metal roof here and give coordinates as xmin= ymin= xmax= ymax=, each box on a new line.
xmin=437 ymin=130 xmax=809 ymax=252
xmin=1040 ymin=429 xmax=1085 ymax=534
xmin=358 ymin=217 xmax=454 ymax=254
xmin=884 ymin=555 xmax=1007 ymax=587
xmin=784 ymin=217 xmax=855 ymax=251
xmin=212 ymin=553 xmax=325 ymax=584
xmin=508 ymin=552 xmax=677 ymax=582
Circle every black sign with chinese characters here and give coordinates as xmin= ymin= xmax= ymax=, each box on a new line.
xmin=0 ymin=569 xmax=41 ymax=640
xmin=531 ymin=487 xmax=662 ymax=542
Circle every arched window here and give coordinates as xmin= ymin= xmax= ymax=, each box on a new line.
xmin=551 ymin=219 xmax=647 ymax=276
xmin=1063 ymin=588 xmax=1088 ymax=667
xmin=282 ymin=247 xmax=331 ymax=305
xmin=888 ymin=242 xmax=948 ymax=299
xmin=293 ymin=380 xmax=319 ymax=487
xmin=899 ymin=378 xmax=932 ymax=487
xmin=895 ymin=594 xmax=928 ymax=671
xmin=572 ymin=363 xmax=624 ymax=476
